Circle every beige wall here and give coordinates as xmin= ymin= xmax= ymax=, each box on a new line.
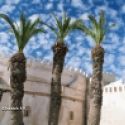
xmin=0 ymin=57 xmax=118 ymax=125
xmin=0 ymin=87 xmax=84 ymax=125
xmin=0 ymin=57 xmax=86 ymax=125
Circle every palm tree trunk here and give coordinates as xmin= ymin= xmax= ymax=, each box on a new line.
xmin=9 ymin=52 xmax=26 ymax=125
xmin=0 ymin=90 xmax=3 ymax=102
xmin=48 ymin=42 xmax=68 ymax=125
xmin=87 ymin=45 xmax=104 ymax=125
xmin=83 ymin=77 xmax=90 ymax=125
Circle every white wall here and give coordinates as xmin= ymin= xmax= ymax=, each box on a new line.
xmin=100 ymin=84 xmax=125 ymax=125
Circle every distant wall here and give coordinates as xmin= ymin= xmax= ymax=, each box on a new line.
xmin=100 ymin=84 xmax=125 ymax=125
xmin=103 ymin=85 xmax=125 ymax=93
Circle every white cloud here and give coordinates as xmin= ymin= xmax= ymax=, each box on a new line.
xmin=0 ymin=5 xmax=15 ymax=13
xmin=32 ymin=0 xmax=41 ymax=4
xmin=84 ymin=62 xmax=92 ymax=74
xmin=106 ymin=8 xmax=118 ymax=18
xmin=80 ymin=13 xmax=89 ymax=20
xmin=0 ymin=0 xmax=123 ymax=79
xmin=0 ymin=46 xmax=11 ymax=56
xmin=104 ymin=54 xmax=115 ymax=66
xmin=118 ymin=56 xmax=125 ymax=66
xmin=121 ymin=4 xmax=125 ymax=13
xmin=122 ymin=37 xmax=125 ymax=44
xmin=119 ymin=45 xmax=125 ymax=54
xmin=39 ymin=13 xmax=52 ymax=23
xmin=103 ymin=33 xmax=120 ymax=50
xmin=29 ymin=14 xmax=40 ymax=22
xmin=37 ymin=35 xmax=50 ymax=45
xmin=57 ymin=1 xmax=63 ymax=11
xmin=71 ymin=0 xmax=83 ymax=8
xmin=109 ymin=65 xmax=118 ymax=73
xmin=66 ymin=57 xmax=81 ymax=68
xmin=96 ymin=6 xmax=118 ymax=18
xmin=121 ymin=70 xmax=125 ymax=80
xmin=86 ymin=36 xmax=95 ymax=47
xmin=5 ymin=0 xmax=20 ymax=5
xmin=0 ymin=32 xmax=9 ymax=43
xmin=45 ymin=3 xmax=53 ymax=10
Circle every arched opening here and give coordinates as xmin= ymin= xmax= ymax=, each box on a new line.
xmin=23 ymin=106 xmax=31 ymax=117
xmin=69 ymin=111 xmax=74 ymax=120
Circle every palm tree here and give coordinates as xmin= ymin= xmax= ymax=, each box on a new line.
xmin=0 ymin=13 xmax=45 ymax=125
xmin=45 ymin=13 xmax=82 ymax=125
xmin=77 ymin=11 xmax=106 ymax=125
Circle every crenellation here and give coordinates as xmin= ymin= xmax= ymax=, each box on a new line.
xmin=104 ymin=85 xmax=125 ymax=93
xmin=79 ymin=69 xmax=82 ymax=73
xmin=82 ymin=71 xmax=86 ymax=76
xmin=68 ymin=67 xmax=73 ymax=71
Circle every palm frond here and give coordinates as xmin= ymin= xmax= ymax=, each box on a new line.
xmin=0 ymin=14 xmax=20 ymax=44
xmin=0 ymin=13 xmax=45 ymax=52
xmin=52 ymin=13 xmax=63 ymax=38
xmin=42 ymin=22 xmax=58 ymax=35
xmin=79 ymin=11 xmax=106 ymax=44
xmin=99 ymin=10 xmax=105 ymax=28
xmin=13 ymin=22 xmax=21 ymax=47
xmin=62 ymin=17 xmax=71 ymax=34
xmin=88 ymin=15 xmax=98 ymax=30
xmin=19 ymin=28 xmax=45 ymax=51
xmin=19 ymin=17 xmax=45 ymax=51
xmin=68 ymin=19 xmax=82 ymax=30
xmin=45 ymin=13 xmax=86 ymax=42
xmin=62 ymin=12 xmax=67 ymax=26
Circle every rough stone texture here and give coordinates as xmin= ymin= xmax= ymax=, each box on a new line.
xmin=88 ymin=45 xmax=104 ymax=125
xmin=0 ymin=56 xmax=86 ymax=125
xmin=9 ymin=53 xmax=26 ymax=125
xmin=48 ymin=42 xmax=68 ymax=125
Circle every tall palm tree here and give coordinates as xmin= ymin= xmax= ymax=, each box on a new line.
xmin=77 ymin=11 xmax=106 ymax=125
xmin=45 ymin=13 xmax=82 ymax=125
xmin=0 ymin=13 xmax=45 ymax=125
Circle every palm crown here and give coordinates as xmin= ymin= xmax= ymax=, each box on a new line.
xmin=44 ymin=13 xmax=82 ymax=42
xmin=78 ymin=11 xmax=106 ymax=44
xmin=0 ymin=13 xmax=45 ymax=52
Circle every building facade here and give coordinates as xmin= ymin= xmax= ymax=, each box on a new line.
xmin=100 ymin=80 xmax=125 ymax=125
xmin=0 ymin=56 xmax=119 ymax=125
xmin=0 ymin=57 xmax=87 ymax=125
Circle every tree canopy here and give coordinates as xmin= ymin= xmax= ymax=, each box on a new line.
xmin=44 ymin=13 xmax=82 ymax=42
xmin=0 ymin=13 xmax=45 ymax=52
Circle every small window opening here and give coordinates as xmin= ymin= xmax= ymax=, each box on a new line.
xmin=69 ymin=111 xmax=74 ymax=120
xmin=109 ymin=87 xmax=112 ymax=92
xmin=114 ymin=87 xmax=117 ymax=92
xmin=119 ymin=87 xmax=122 ymax=92
xmin=105 ymin=88 xmax=108 ymax=92
xmin=23 ymin=106 xmax=31 ymax=117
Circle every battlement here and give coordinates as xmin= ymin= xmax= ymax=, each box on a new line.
xmin=104 ymin=85 xmax=125 ymax=93
xmin=0 ymin=56 xmax=87 ymax=77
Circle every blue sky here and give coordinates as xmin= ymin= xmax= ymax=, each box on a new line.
xmin=0 ymin=0 xmax=125 ymax=79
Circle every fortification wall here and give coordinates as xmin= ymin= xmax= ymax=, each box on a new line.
xmin=0 ymin=57 xmax=87 ymax=125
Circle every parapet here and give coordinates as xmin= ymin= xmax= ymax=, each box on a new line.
xmin=0 ymin=56 xmax=88 ymax=91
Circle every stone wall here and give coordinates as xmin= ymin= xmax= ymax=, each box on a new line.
xmin=0 ymin=56 xmax=117 ymax=125
xmin=0 ymin=57 xmax=87 ymax=125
